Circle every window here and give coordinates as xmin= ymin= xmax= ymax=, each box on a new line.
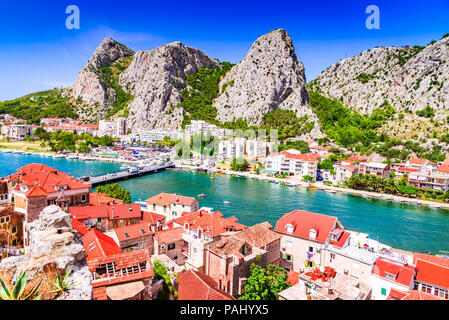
xmin=5 ymin=216 xmax=9 ymax=223
xmin=308 ymin=247 xmax=314 ymax=253
xmin=97 ymin=218 xmax=102 ymax=223
xmin=168 ymin=243 xmax=175 ymax=251
xmin=283 ymin=254 xmax=293 ymax=262
xmin=81 ymin=194 xmax=87 ymax=202
xmin=153 ymin=204 xmax=156 ymax=210
xmin=385 ymin=272 xmax=397 ymax=280
xmin=330 ymin=253 xmax=335 ymax=260
xmin=306 ymin=260 xmax=314 ymax=268
xmin=124 ymin=232 xmax=130 ymax=238
xmin=0 ymin=217 xmax=4 ymax=224
xmin=11 ymin=226 xmax=17 ymax=234
xmin=163 ymin=206 xmax=167 ymax=212
xmin=381 ymin=288 xmax=387 ymax=296
xmin=421 ymin=283 xmax=432 ymax=294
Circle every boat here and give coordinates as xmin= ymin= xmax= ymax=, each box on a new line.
xmin=285 ymin=183 xmax=296 ymax=187
xmin=393 ymin=198 xmax=404 ymax=203
xmin=53 ymin=154 xmax=65 ymax=159
xmin=197 ymin=194 xmax=207 ymax=198
xmin=210 ymin=174 xmax=215 ymax=180
xmin=429 ymin=204 xmax=441 ymax=209
xmin=67 ymin=155 xmax=79 ymax=159
xmin=120 ymin=164 xmax=131 ymax=171
xmin=2 ymin=149 xmax=11 ymax=153
xmin=223 ymin=201 xmax=231 ymax=205
xmin=343 ymin=191 xmax=352 ymax=195
xmin=326 ymin=190 xmax=337 ymax=194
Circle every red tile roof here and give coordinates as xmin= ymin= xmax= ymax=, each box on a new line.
xmin=415 ymin=259 xmax=449 ymax=289
xmin=70 ymin=203 xmax=142 ymax=220
xmin=274 ymin=210 xmax=339 ymax=243
xmin=332 ymin=231 xmax=351 ymax=248
xmin=178 ymin=270 xmax=235 ymax=300
xmin=154 ymin=227 xmax=185 ymax=244
xmin=173 ymin=210 xmax=247 ymax=238
xmin=142 ymin=211 xmax=166 ymax=225
xmin=114 ymin=222 xmax=152 ymax=242
xmin=146 ymin=193 xmax=197 ymax=207
xmin=6 ymin=164 xmax=90 ymax=194
xmin=409 ymin=158 xmax=429 ymax=165
xmin=414 ymin=253 xmax=449 ymax=268
xmin=25 ymin=185 xmax=48 ymax=197
xmin=82 ymin=229 xmax=123 ymax=261
xmin=388 ymin=288 xmax=443 ymax=300
xmin=72 ymin=218 xmax=89 ymax=236
xmin=89 ymin=192 xmax=123 ymax=206
xmin=285 ymin=152 xmax=321 ymax=162
xmin=287 ymin=271 xmax=300 ymax=286
xmin=437 ymin=165 xmax=449 ymax=174
xmin=372 ymin=258 xmax=415 ymax=287
xmin=346 ymin=155 xmax=367 ymax=162
xmin=89 ymin=250 xmax=154 ymax=288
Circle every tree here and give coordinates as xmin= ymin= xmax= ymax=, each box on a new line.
xmin=96 ymin=183 xmax=132 ymax=203
xmin=303 ymin=175 xmax=314 ymax=182
xmin=239 ymin=264 xmax=290 ymax=300
xmin=231 ymin=157 xmax=249 ymax=172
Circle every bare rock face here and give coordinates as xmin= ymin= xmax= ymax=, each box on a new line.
xmin=310 ymin=36 xmax=449 ymax=120
xmin=120 ymin=41 xmax=219 ymax=130
xmin=213 ymin=29 xmax=309 ymax=126
xmin=71 ymin=38 xmax=135 ymax=119
xmin=0 ymin=206 xmax=92 ymax=300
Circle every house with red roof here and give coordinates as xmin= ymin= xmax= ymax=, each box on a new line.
xmin=359 ymin=162 xmax=391 ymax=179
xmin=370 ymin=257 xmax=416 ymax=300
xmin=142 ymin=211 xmax=166 ymax=232
xmin=4 ymin=164 xmax=91 ymax=222
xmin=334 ymin=164 xmax=359 ymax=184
xmin=112 ymin=221 xmax=154 ymax=254
xmin=82 ymin=229 xmax=123 ymax=261
xmin=407 ymin=171 xmax=449 ymax=192
xmin=172 ymin=209 xmax=247 ymax=272
xmin=70 ymin=203 xmax=142 ymax=233
xmin=178 ymin=269 xmax=235 ymax=300
xmin=406 ymin=158 xmax=437 ymax=174
xmin=89 ymin=250 xmax=154 ymax=300
xmin=204 ymin=222 xmax=282 ymax=297
xmin=388 ymin=288 xmax=443 ymax=300
xmin=275 ymin=210 xmax=345 ymax=272
xmin=412 ymin=253 xmax=449 ymax=299
xmin=145 ymin=193 xmax=199 ymax=221
xmin=89 ymin=192 xmax=123 ymax=206
xmin=153 ymin=227 xmax=187 ymax=266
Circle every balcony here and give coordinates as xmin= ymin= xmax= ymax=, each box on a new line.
xmin=328 ymin=244 xmax=378 ymax=265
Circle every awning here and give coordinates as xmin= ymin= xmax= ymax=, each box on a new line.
xmin=106 ymin=281 xmax=145 ymax=300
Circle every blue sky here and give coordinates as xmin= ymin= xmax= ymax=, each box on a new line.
xmin=1 ymin=0 xmax=449 ymax=100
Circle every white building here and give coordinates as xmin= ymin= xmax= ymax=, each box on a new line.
xmin=1 ymin=125 xmax=34 ymax=140
xmin=266 ymin=150 xmax=321 ymax=180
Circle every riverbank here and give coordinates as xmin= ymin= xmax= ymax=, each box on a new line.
xmin=173 ymin=164 xmax=449 ymax=211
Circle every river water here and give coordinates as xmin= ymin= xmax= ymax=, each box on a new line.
xmin=1 ymin=152 xmax=448 ymax=254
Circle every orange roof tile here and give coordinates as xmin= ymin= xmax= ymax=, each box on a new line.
xmin=154 ymin=227 xmax=185 ymax=244
xmin=82 ymin=229 xmax=122 ymax=261
xmin=89 ymin=192 xmax=123 ymax=206
xmin=114 ymin=222 xmax=152 ymax=242
xmin=173 ymin=210 xmax=247 ymax=238
xmin=415 ymin=259 xmax=449 ymax=289
xmin=146 ymin=193 xmax=197 ymax=207
xmin=372 ymin=258 xmax=415 ymax=287
xmin=274 ymin=210 xmax=338 ymax=243
xmin=70 ymin=203 xmax=141 ymax=220
xmin=178 ymin=270 xmax=235 ymax=300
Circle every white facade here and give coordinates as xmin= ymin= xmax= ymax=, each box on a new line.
xmin=1 ymin=125 xmax=34 ymax=140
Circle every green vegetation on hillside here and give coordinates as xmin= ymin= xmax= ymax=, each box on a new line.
xmin=0 ymin=89 xmax=79 ymax=124
xmin=308 ymin=91 xmax=395 ymax=147
xmin=356 ymin=73 xmax=375 ymax=84
xmin=260 ymin=109 xmax=314 ymax=141
xmin=98 ymin=56 xmax=134 ymax=119
xmin=181 ymin=62 xmax=234 ymax=127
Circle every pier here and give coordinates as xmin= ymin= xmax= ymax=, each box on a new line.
xmin=83 ymin=163 xmax=175 ymax=187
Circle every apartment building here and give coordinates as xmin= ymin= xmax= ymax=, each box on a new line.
xmin=334 ymin=164 xmax=359 ymax=184
xmin=1 ymin=124 xmax=34 ymax=140
xmin=406 ymin=158 xmax=437 ymax=174
xmin=145 ymin=193 xmax=199 ymax=221
xmin=266 ymin=151 xmax=321 ymax=180
xmin=359 ymin=162 xmax=391 ymax=179
xmin=408 ymin=172 xmax=449 ymax=192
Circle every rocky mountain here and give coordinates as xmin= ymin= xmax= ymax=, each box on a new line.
xmin=72 ymin=38 xmax=135 ymax=120
xmin=119 ymin=42 xmax=219 ymax=130
xmin=214 ymin=29 xmax=311 ymax=126
xmin=309 ymin=36 xmax=449 ymax=121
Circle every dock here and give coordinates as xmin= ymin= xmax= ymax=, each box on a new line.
xmin=84 ymin=163 xmax=175 ymax=187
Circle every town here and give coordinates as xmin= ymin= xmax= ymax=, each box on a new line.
xmin=0 ymin=116 xmax=448 ymax=300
